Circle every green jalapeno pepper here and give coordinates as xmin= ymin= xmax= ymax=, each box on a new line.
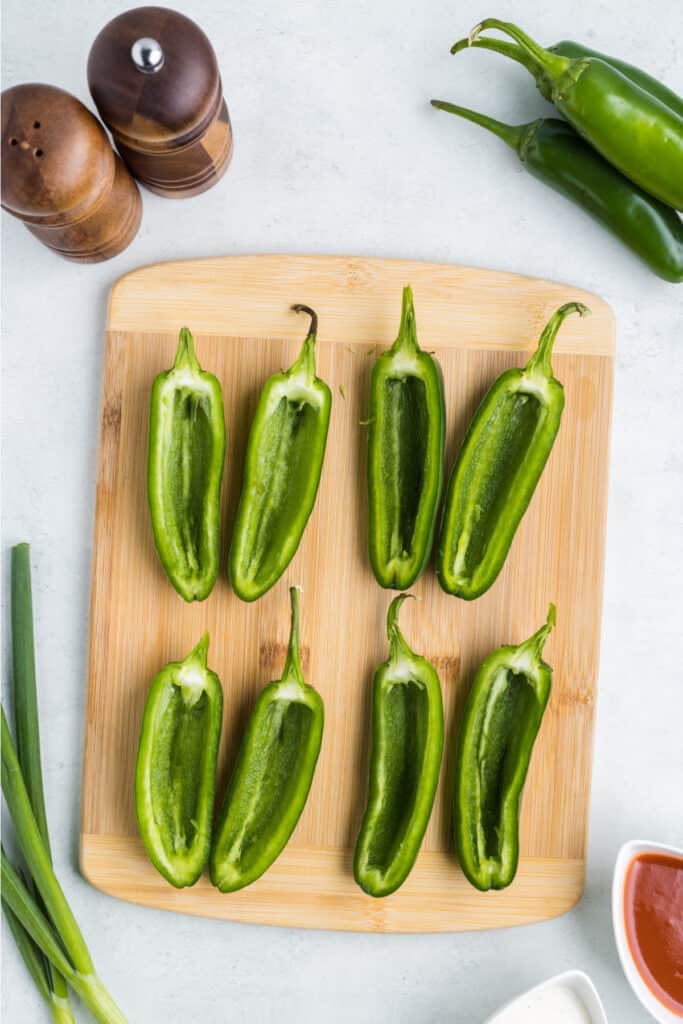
xmin=454 ymin=605 xmax=555 ymax=891
xmin=354 ymin=594 xmax=444 ymax=897
xmin=469 ymin=19 xmax=683 ymax=211
xmin=367 ymin=287 xmax=445 ymax=589
xmin=430 ymin=101 xmax=683 ymax=283
xmin=210 ymin=588 xmax=324 ymax=892
xmin=438 ymin=302 xmax=587 ymax=600
xmin=135 ymin=634 xmax=223 ymax=888
xmin=148 ymin=328 xmax=226 ymax=602
xmin=451 ymin=35 xmax=683 ymax=119
xmin=230 ymin=306 xmax=332 ymax=602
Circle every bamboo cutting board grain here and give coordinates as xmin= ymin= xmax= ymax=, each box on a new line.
xmin=81 ymin=255 xmax=614 ymax=932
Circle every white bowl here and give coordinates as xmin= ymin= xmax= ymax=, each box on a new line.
xmin=483 ymin=969 xmax=607 ymax=1023
xmin=612 ymin=838 xmax=683 ymax=1024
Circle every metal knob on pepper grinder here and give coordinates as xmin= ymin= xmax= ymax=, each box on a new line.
xmin=1 ymin=83 xmax=142 ymax=262
xmin=87 ymin=6 xmax=233 ymax=198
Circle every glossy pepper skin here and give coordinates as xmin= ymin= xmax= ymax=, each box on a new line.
xmin=135 ymin=634 xmax=223 ymax=888
xmin=430 ymin=102 xmax=683 ymax=283
xmin=210 ymin=588 xmax=323 ymax=892
xmin=368 ymin=286 xmax=445 ymax=589
xmin=230 ymin=306 xmax=332 ymax=602
xmin=454 ymin=605 xmax=555 ymax=890
xmin=148 ymin=328 xmax=226 ymax=602
xmin=354 ymin=595 xmax=443 ymax=897
xmin=451 ymin=36 xmax=683 ymax=118
xmin=437 ymin=303 xmax=588 ymax=600
xmin=469 ymin=19 xmax=683 ymax=211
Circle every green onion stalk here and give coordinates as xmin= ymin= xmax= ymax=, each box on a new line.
xmin=2 ymin=544 xmax=126 ymax=1023
xmin=3 ymin=543 xmax=75 ymax=1023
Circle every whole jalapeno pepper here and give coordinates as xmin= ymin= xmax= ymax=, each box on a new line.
xmin=450 ymin=36 xmax=683 ymax=119
xmin=230 ymin=306 xmax=332 ymax=602
xmin=210 ymin=588 xmax=324 ymax=892
xmin=135 ymin=634 xmax=223 ymax=888
xmin=367 ymin=286 xmax=445 ymax=589
xmin=148 ymin=328 xmax=226 ymax=602
xmin=354 ymin=594 xmax=444 ymax=897
xmin=438 ymin=302 xmax=588 ymax=600
xmin=468 ymin=19 xmax=683 ymax=211
xmin=454 ymin=605 xmax=555 ymax=890
xmin=430 ymin=101 xmax=683 ymax=283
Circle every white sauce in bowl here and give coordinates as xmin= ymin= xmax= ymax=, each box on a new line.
xmin=494 ymin=983 xmax=592 ymax=1023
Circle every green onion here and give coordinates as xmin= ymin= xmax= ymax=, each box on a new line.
xmin=8 ymin=542 xmax=74 ymax=1022
xmin=2 ymin=878 xmax=75 ymax=1024
xmin=12 ymin=544 xmax=50 ymax=843
xmin=1 ymin=849 xmax=124 ymax=1022
xmin=3 ymin=885 xmax=53 ymax=1003
xmin=2 ymin=711 xmax=127 ymax=1023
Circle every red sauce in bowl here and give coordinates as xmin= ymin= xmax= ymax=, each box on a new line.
xmin=624 ymin=852 xmax=683 ymax=1016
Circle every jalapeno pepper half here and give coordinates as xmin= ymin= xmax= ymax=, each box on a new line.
xmin=148 ymin=328 xmax=226 ymax=602
xmin=454 ymin=605 xmax=555 ymax=890
xmin=210 ymin=588 xmax=324 ymax=892
xmin=354 ymin=594 xmax=444 ymax=897
xmin=135 ymin=634 xmax=223 ymax=888
xmin=230 ymin=307 xmax=332 ymax=602
xmin=451 ymin=35 xmax=683 ymax=118
xmin=438 ymin=302 xmax=588 ymax=600
xmin=430 ymin=101 xmax=683 ymax=283
xmin=470 ymin=19 xmax=683 ymax=211
xmin=367 ymin=287 xmax=445 ymax=589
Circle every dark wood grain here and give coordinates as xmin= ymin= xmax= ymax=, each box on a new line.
xmin=1 ymin=83 xmax=141 ymax=262
xmin=88 ymin=6 xmax=232 ymax=198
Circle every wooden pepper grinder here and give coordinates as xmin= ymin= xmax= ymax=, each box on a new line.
xmin=88 ymin=6 xmax=233 ymax=198
xmin=1 ymin=83 xmax=142 ymax=262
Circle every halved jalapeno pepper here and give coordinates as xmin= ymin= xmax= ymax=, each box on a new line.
xmin=230 ymin=307 xmax=332 ymax=602
xmin=367 ymin=287 xmax=445 ymax=589
xmin=454 ymin=605 xmax=556 ymax=890
xmin=438 ymin=302 xmax=588 ymax=600
xmin=354 ymin=594 xmax=444 ymax=897
xmin=148 ymin=328 xmax=226 ymax=602
xmin=210 ymin=588 xmax=324 ymax=892
xmin=135 ymin=634 xmax=223 ymax=888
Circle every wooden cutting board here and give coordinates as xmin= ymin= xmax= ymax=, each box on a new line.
xmin=80 ymin=254 xmax=614 ymax=932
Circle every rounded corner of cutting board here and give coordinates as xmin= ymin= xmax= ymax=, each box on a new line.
xmin=79 ymin=832 xmax=110 ymax=896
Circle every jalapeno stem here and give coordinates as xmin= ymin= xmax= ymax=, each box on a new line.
xmin=389 ymin=285 xmax=420 ymax=357
xmin=290 ymin=305 xmax=319 ymax=384
xmin=291 ymin=303 xmax=318 ymax=338
xmin=451 ymin=33 xmax=539 ymax=76
xmin=526 ymin=302 xmax=590 ymax=378
xmin=470 ymin=19 xmax=569 ymax=81
xmin=282 ymin=587 xmax=305 ymax=685
xmin=518 ymin=603 xmax=556 ymax=660
xmin=172 ymin=326 xmax=201 ymax=372
xmin=185 ymin=632 xmax=210 ymax=669
xmin=431 ymin=99 xmax=527 ymax=151
xmin=387 ymin=593 xmax=416 ymax=662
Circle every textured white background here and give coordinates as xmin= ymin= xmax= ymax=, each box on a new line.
xmin=2 ymin=1 xmax=682 ymax=1021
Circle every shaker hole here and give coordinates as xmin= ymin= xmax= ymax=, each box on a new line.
xmin=10 ymin=138 xmax=18 ymax=145
xmin=33 ymin=121 xmax=41 ymax=129
xmin=34 ymin=148 xmax=43 ymax=157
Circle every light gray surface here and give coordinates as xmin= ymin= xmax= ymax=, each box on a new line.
xmin=2 ymin=1 xmax=682 ymax=1021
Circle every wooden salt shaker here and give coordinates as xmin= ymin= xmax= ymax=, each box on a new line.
xmin=1 ymin=83 xmax=142 ymax=262
xmin=88 ymin=6 xmax=233 ymax=198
